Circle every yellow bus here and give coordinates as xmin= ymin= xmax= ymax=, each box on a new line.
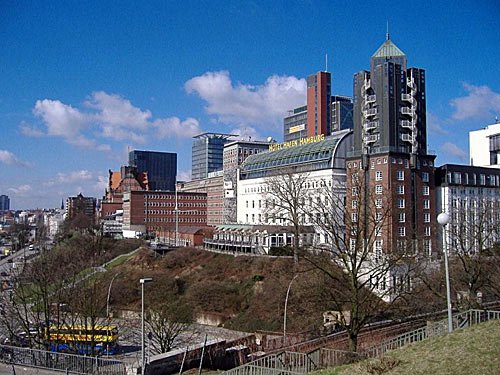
xmin=48 ymin=324 xmax=119 ymax=355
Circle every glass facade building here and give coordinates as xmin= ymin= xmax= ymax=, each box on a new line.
xmin=0 ymin=195 xmax=10 ymax=211
xmin=192 ymin=133 xmax=236 ymax=181
xmin=128 ymin=150 xmax=177 ymax=191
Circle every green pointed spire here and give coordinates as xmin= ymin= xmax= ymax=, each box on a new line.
xmin=372 ymin=37 xmax=406 ymax=59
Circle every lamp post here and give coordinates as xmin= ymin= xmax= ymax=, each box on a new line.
xmin=283 ymin=274 xmax=299 ymax=340
xmin=437 ymin=212 xmax=453 ymax=333
xmin=106 ymin=273 xmax=120 ymax=356
xmin=106 ymin=273 xmax=120 ymax=318
xmin=140 ymin=278 xmax=153 ymax=373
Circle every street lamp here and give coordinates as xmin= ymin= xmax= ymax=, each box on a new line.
xmin=437 ymin=212 xmax=453 ymax=333
xmin=140 ymin=277 xmax=153 ymax=373
xmin=106 ymin=273 xmax=120 ymax=356
xmin=283 ymin=274 xmax=299 ymax=340
xmin=106 ymin=273 xmax=120 ymax=318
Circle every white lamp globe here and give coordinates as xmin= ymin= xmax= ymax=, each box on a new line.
xmin=437 ymin=212 xmax=450 ymax=226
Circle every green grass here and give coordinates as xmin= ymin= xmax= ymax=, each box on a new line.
xmin=315 ymin=319 xmax=500 ymax=375
xmin=104 ymin=248 xmax=140 ymax=269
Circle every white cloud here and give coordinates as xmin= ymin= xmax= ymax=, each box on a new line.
xmin=8 ymin=184 xmax=32 ymax=196
xmin=450 ymin=83 xmax=500 ymax=121
xmin=86 ymin=91 xmax=151 ymax=143
xmin=154 ymin=117 xmax=202 ymax=139
xmin=440 ymin=142 xmax=467 ymax=161
xmin=0 ymin=149 xmax=31 ymax=168
xmin=19 ymin=122 xmax=44 ymax=137
xmin=177 ymin=169 xmax=191 ymax=182
xmin=33 ymin=99 xmax=89 ymax=138
xmin=230 ymin=125 xmax=262 ymax=141
xmin=427 ymin=112 xmax=448 ymax=135
xmin=32 ymin=98 xmax=111 ymax=150
xmin=30 ymin=91 xmax=202 ymax=150
xmin=185 ymin=71 xmax=306 ymax=128
xmin=57 ymin=170 xmax=94 ymax=183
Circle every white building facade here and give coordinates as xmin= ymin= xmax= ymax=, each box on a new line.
xmin=469 ymin=121 xmax=500 ymax=168
xmin=236 ymin=130 xmax=353 ymax=245
xmin=435 ymin=164 xmax=500 ymax=254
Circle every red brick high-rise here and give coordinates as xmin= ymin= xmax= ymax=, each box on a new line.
xmin=307 ymin=71 xmax=331 ymax=138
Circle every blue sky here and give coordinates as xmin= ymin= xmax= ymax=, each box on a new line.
xmin=1 ymin=0 xmax=499 ymax=210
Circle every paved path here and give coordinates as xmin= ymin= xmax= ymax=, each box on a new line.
xmin=0 ymin=363 xmax=61 ymax=375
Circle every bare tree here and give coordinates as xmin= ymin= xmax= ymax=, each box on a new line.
xmin=445 ymin=198 xmax=500 ymax=307
xmin=304 ymin=175 xmax=415 ymax=352
xmin=264 ymin=171 xmax=310 ymax=264
xmin=146 ymin=301 xmax=194 ymax=354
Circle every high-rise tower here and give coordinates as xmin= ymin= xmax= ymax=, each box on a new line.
xmin=129 ymin=150 xmax=177 ymax=191
xmin=307 ymin=71 xmax=331 ymax=137
xmin=347 ymin=35 xmax=436 ymax=257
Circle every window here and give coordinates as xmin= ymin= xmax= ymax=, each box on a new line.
xmin=350 ymin=239 xmax=356 ymax=252
xmin=375 ymin=212 xmax=383 ymax=222
xmin=398 ymin=227 xmax=406 ymax=237
xmin=352 ymin=187 xmax=358 ymax=196
xmin=423 ymin=199 xmax=430 ymax=209
xmin=374 ymin=240 xmax=383 ymax=259
xmin=351 ymin=212 xmax=358 ymax=222
xmin=424 ymin=226 xmax=431 ymax=236
xmin=397 ymin=170 xmax=404 ymax=181
xmin=397 ymin=199 xmax=405 ymax=208
xmin=376 ymin=171 xmax=383 ymax=181
xmin=423 ymin=185 xmax=429 ymax=195
xmin=399 ymin=212 xmax=405 ymax=222
xmin=396 ymin=185 xmax=404 ymax=194
xmin=352 ymin=200 xmax=358 ymax=209
xmin=424 ymin=213 xmax=430 ymax=223
xmin=375 ymin=199 xmax=383 ymax=208
xmin=375 ymin=185 xmax=383 ymax=194
xmin=422 ymin=172 xmax=429 ymax=182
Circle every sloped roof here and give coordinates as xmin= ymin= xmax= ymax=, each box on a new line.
xmin=240 ymin=132 xmax=349 ymax=175
xmin=372 ymin=38 xmax=406 ymax=58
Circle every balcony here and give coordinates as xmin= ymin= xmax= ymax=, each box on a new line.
xmin=364 ymin=121 xmax=379 ymax=131
xmin=401 ymin=93 xmax=412 ymax=101
xmin=365 ymin=134 xmax=379 ymax=144
xmin=401 ymin=134 xmax=413 ymax=142
xmin=400 ymin=120 xmax=413 ymax=129
xmin=364 ymin=108 xmax=377 ymax=117
xmin=401 ymin=107 xmax=414 ymax=116
xmin=365 ymin=95 xmax=376 ymax=104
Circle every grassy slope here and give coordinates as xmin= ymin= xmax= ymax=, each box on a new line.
xmin=317 ymin=319 xmax=500 ymax=375
xmin=111 ymin=247 xmax=330 ymax=333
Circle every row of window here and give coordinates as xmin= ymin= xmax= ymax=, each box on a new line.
xmin=144 ymin=217 xmax=205 ymax=223
xmin=348 ymin=158 xmax=434 ymax=169
xmin=145 ymin=202 xmax=206 ymax=207
xmin=372 ymin=184 xmax=429 ymax=196
xmin=447 ymin=171 xmax=500 ymax=187
xmin=145 ymin=194 xmax=204 ymax=200
xmin=144 ymin=210 xmax=205 ymax=215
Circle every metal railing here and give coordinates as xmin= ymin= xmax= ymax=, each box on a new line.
xmin=362 ymin=309 xmax=500 ymax=358
xmin=219 ymin=351 xmax=313 ymax=375
xmin=220 ymin=309 xmax=500 ymax=375
xmin=0 ymin=344 xmax=126 ymax=374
